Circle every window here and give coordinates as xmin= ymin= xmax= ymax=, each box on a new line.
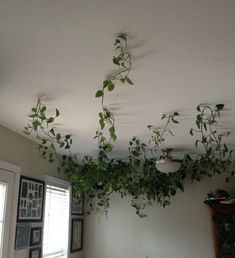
xmin=43 ymin=177 xmax=70 ymax=258
xmin=0 ymin=183 xmax=7 ymax=258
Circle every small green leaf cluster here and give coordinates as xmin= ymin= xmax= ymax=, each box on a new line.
xmin=187 ymin=104 xmax=233 ymax=182
xmin=24 ymin=101 xmax=74 ymax=167
xmin=148 ymin=112 xmax=179 ymax=154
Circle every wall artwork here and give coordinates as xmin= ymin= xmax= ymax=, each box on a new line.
xmin=15 ymin=224 xmax=31 ymax=250
xmin=17 ymin=176 xmax=45 ymax=222
xmin=30 ymin=227 xmax=42 ymax=246
xmin=29 ymin=247 xmax=42 ymax=258
xmin=70 ymin=218 xmax=83 ymax=253
xmin=71 ymin=188 xmax=84 ymax=215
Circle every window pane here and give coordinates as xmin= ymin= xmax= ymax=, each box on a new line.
xmin=0 ymin=183 xmax=7 ymax=258
xmin=43 ymin=183 xmax=70 ymax=258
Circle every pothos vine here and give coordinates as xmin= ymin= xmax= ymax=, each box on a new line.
xmin=24 ymin=34 xmax=234 ymax=217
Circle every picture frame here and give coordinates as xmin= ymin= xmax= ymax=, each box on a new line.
xmin=17 ymin=176 xmax=45 ymax=222
xmin=29 ymin=247 xmax=41 ymax=258
xmin=15 ymin=224 xmax=31 ymax=250
xmin=71 ymin=187 xmax=84 ymax=215
xmin=30 ymin=227 xmax=42 ymax=246
xmin=70 ymin=218 xmax=83 ymax=253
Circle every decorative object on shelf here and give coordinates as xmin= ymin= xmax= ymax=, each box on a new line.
xmin=15 ymin=224 xmax=31 ymax=250
xmin=155 ymin=148 xmax=181 ymax=173
xmin=71 ymin=187 xmax=84 ymax=215
xmin=205 ymin=202 xmax=235 ymax=258
xmin=30 ymin=227 xmax=42 ymax=246
xmin=205 ymin=189 xmax=231 ymax=204
xmin=71 ymin=218 xmax=83 ymax=253
xmin=17 ymin=176 xmax=45 ymax=222
xmin=29 ymin=246 xmax=42 ymax=258
xmin=24 ymin=34 xmax=235 ymax=218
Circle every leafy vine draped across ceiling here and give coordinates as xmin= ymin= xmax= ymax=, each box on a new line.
xmin=24 ymin=35 xmax=234 ymax=217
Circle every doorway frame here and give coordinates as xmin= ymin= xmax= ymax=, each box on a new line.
xmin=0 ymin=160 xmax=21 ymax=258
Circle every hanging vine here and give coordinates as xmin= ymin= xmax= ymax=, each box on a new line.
xmin=24 ymin=35 xmax=234 ymax=217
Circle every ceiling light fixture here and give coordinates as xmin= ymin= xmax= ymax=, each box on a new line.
xmin=156 ymin=148 xmax=181 ymax=173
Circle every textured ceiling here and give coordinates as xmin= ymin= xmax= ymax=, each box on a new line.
xmin=0 ymin=0 xmax=235 ymax=159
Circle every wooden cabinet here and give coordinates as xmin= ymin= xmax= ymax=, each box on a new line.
xmin=206 ymin=202 xmax=235 ymax=258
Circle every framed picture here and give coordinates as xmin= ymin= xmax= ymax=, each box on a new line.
xmin=15 ymin=224 xmax=31 ymax=250
xmin=71 ymin=187 xmax=84 ymax=215
xmin=17 ymin=176 xmax=45 ymax=222
xmin=29 ymin=247 xmax=41 ymax=258
xmin=70 ymin=218 xmax=83 ymax=253
xmin=30 ymin=227 xmax=42 ymax=246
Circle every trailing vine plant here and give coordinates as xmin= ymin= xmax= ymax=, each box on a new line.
xmin=24 ymin=35 xmax=234 ymax=217
xmin=95 ymin=34 xmax=133 ymax=158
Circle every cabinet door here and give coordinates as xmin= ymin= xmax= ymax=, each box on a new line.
xmin=214 ymin=212 xmax=235 ymax=258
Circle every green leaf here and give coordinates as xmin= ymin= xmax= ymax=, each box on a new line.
xmin=56 ymin=109 xmax=60 ymax=117
xmin=120 ymin=78 xmax=126 ymax=84
xmin=103 ymin=80 xmax=109 ymax=89
xmin=41 ymin=106 xmax=46 ymax=112
xmin=125 ymin=76 xmax=134 ymax=85
xmin=176 ymin=182 xmax=184 ymax=192
xmin=197 ymin=114 xmax=202 ymax=121
xmin=170 ymin=189 xmax=176 ymax=196
xmin=114 ymin=38 xmax=121 ymax=45
xmin=113 ymin=57 xmax=120 ymax=65
xmin=190 ymin=129 xmax=194 ymax=135
xmin=50 ymin=128 xmax=55 ymax=136
xmin=32 ymin=120 xmax=40 ymax=131
xmin=121 ymin=62 xmax=127 ymax=69
xmin=29 ymin=114 xmax=37 ymax=118
xmin=47 ymin=117 xmax=54 ymax=123
xmin=109 ymin=126 xmax=115 ymax=136
xmin=172 ymin=118 xmax=179 ymax=124
xmin=99 ymin=112 xmax=103 ymax=119
xmin=196 ymin=105 xmax=201 ymax=112
xmin=108 ymin=82 xmax=115 ymax=91
xmin=95 ymin=90 xmax=103 ymax=98
xmin=56 ymin=134 xmax=61 ymax=141
xmin=216 ymin=104 xmax=224 ymax=110
xmin=99 ymin=119 xmax=105 ymax=130
xmin=196 ymin=120 xmax=200 ymax=129
xmin=112 ymin=134 xmax=117 ymax=141
xmin=224 ymin=144 xmax=228 ymax=152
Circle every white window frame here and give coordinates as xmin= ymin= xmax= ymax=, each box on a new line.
xmin=0 ymin=159 xmax=21 ymax=258
xmin=43 ymin=175 xmax=71 ymax=258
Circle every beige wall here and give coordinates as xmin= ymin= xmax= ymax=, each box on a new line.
xmin=0 ymin=125 xmax=82 ymax=258
xmin=84 ymin=168 xmax=235 ymax=258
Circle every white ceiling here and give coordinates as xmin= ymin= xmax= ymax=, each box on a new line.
xmin=0 ymin=0 xmax=235 ymax=159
